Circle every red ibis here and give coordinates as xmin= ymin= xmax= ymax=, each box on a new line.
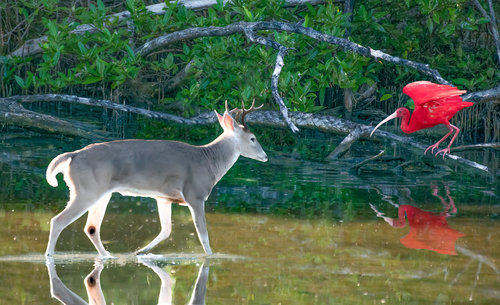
xmin=370 ymin=81 xmax=474 ymax=158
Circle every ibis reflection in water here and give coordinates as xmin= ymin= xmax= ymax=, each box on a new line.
xmin=46 ymin=258 xmax=209 ymax=305
xmin=371 ymin=184 xmax=465 ymax=255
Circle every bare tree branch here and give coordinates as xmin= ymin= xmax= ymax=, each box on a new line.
xmin=242 ymin=23 xmax=298 ymax=132
xmin=451 ymin=142 xmax=500 ymax=152
xmin=6 ymin=0 xmax=329 ymax=60
xmin=462 ymin=84 xmax=500 ymax=103
xmin=137 ymin=21 xmax=452 ymax=86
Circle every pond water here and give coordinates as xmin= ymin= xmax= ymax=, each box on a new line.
xmin=1 ymin=136 xmax=499 ymax=304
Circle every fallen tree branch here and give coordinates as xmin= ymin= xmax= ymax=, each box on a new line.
xmin=0 ymin=98 xmax=109 ymax=140
xmin=4 ymin=93 xmax=490 ymax=173
xmin=462 ymin=85 xmax=500 ymax=103
xmin=349 ymin=150 xmax=386 ymax=172
xmin=450 ymin=142 xmax=500 ymax=152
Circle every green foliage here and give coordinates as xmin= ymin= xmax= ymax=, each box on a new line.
xmin=1 ymin=0 xmax=499 ymax=117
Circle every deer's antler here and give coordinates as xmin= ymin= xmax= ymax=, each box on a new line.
xmin=229 ymin=100 xmax=263 ymax=130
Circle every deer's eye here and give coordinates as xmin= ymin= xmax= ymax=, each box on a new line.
xmin=250 ymin=137 xmax=256 ymax=142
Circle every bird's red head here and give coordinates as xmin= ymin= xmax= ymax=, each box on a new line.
xmin=370 ymin=107 xmax=410 ymax=136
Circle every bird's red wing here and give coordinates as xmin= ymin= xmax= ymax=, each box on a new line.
xmin=410 ymin=96 xmax=474 ymax=129
xmin=403 ymin=81 xmax=467 ymax=107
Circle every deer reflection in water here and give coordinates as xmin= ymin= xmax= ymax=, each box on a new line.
xmin=46 ymin=258 xmax=209 ymax=305
xmin=371 ymin=185 xmax=465 ymax=255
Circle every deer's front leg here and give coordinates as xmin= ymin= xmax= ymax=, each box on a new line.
xmin=136 ymin=199 xmax=172 ymax=254
xmin=85 ymin=194 xmax=112 ymax=257
xmin=187 ymin=202 xmax=212 ymax=255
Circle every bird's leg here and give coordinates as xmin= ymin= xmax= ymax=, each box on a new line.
xmin=424 ymin=124 xmax=454 ymax=155
xmin=436 ymin=124 xmax=460 ymax=158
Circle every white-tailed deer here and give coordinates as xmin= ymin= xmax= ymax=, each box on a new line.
xmin=45 ymin=101 xmax=267 ymax=257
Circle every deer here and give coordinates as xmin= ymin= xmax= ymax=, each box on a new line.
xmin=45 ymin=101 xmax=267 ymax=257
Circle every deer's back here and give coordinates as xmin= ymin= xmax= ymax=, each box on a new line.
xmin=66 ymin=140 xmax=214 ymax=200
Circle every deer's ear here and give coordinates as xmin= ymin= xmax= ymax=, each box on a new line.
xmin=222 ymin=113 xmax=235 ymax=132
xmin=215 ymin=111 xmax=224 ymax=126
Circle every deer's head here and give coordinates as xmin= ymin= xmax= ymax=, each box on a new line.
xmin=215 ymin=100 xmax=268 ymax=162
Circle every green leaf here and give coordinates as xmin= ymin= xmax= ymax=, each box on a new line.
xmin=126 ymin=0 xmax=135 ymax=13
xmin=426 ymin=18 xmax=433 ymax=33
xmin=165 ymin=53 xmax=174 ymax=68
xmin=52 ymin=49 xmax=61 ymax=66
xmin=487 ymin=67 xmax=494 ymax=78
xmin=453 ymin=78 xmax=469 ymax=86
xmin=303 ymin=14 xmax=309 ymax=28
xmin=183 ymin=44 xmax=190 ymax=55
xmin=307 ymin=49 xmax=319 ymax=61
xmin=319 ymin=88 xmax=325 ymax=106
xmin=459 ymin=21 xmax=476 ymax=31
xmin=440 ymin=24 xmax=455 ymax=36
xmin=125 ymin=45 xmax=136 ymax=60
xmin=77 ymin=42 xmax=87 ymax=55
xmin=97 ymin=0 xmax=105 ymax=12
xmin=82 ymin=76 xmax=103 ymax=84
xmin=380 ymin=94 xmax=392 ymax=101
xmin=14 ymin=75 xmax=25 ymax=87
xmin=404 ymin=99 xmax=415 ymax=110
xmin=243 ymin=6 xmax=253 ymax=21
xmin=477 ymin=17 xmax=490 ymax=25
xmin=432 ymin=12 xmax=439 ymax=24
xmin=372 ymin=23 xmax=385 ymax=33
xmin=200 ymin=78 xmax=210 ymax=90
xmin=47 ymin=21 xmax=58 ymax=38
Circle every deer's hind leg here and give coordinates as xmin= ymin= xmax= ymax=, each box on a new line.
xmin=45 ymin=192 xmax=103 ymax=257
xmin=135 ymin=198 xmax=172 ymax=254
xmin=84 ymin=193 xmax=112 ymax=257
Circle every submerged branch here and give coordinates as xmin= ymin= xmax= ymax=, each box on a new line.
xmin=350 ymin=150 xmax=386 ymax=171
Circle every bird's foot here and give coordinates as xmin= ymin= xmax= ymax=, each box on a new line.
xmin=435 ymin=147 xmax=451 ymax=159
xmin=424 ymin=144 xmax=440 ymax=155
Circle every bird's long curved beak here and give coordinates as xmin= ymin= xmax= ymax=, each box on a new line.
xmin=370 ymin=111 xmax=399 ymax=137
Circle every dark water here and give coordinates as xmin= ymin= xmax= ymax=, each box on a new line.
xmin=1 ymin=137 xmax=499 ymax=304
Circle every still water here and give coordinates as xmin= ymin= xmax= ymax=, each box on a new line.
xmin=1 ymin=136 xmax=499 ymax=304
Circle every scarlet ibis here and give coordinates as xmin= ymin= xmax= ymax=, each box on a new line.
xmin=370 ymin=81 xmax=474 ymax=158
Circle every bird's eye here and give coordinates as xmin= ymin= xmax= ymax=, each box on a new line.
xmin=250 ymin=137 xmax=256 ymax=142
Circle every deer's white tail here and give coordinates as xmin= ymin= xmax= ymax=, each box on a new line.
xmin=46 ymin=153 xmax=73 ymax=187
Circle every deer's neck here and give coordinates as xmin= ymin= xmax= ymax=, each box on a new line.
xmin=202 ymin=133 xmax=240 ymax=183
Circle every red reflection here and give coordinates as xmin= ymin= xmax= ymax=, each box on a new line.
xmin=371 ymin=185 xmax=465 ymax=255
